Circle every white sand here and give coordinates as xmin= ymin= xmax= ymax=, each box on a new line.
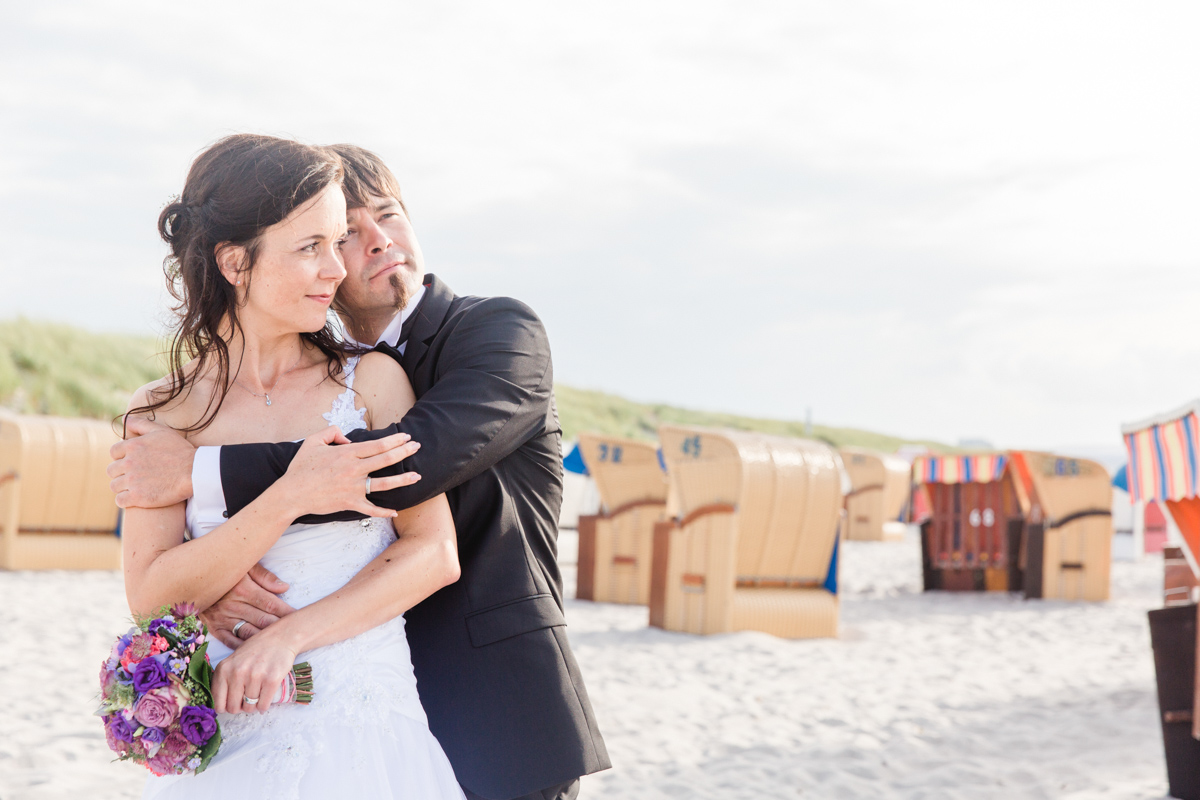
xmin=0 ymin=532 xmax=1172 ymax=799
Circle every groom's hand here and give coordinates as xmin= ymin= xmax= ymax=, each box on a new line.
xmin=108 ymin=418 xmax=196 ymax=508
xmin=201 ymin=563 xmax=297 ymax=650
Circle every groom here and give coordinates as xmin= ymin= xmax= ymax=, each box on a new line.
xmin=108 ymin=144 xmax=610 ymax=800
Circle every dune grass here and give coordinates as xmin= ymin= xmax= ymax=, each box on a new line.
xmin=554 ymin=384 xmax=950 ymax=452
xmin=0 ymin=319 xmax=165 ymax=420
xmin=0 ymin=319 xmax=947 ymax=453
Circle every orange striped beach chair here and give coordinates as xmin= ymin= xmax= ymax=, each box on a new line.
xmin=912 ymin=451 xmax=1111 ymax=600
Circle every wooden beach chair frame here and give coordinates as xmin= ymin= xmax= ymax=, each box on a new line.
xmin=839 ymin=447 xmax=909 ymax=542
xmin=649 ymin=425 xmax=842 ymax=639
xmin=575 ymin=434 xmax=668 ymax=605
xmin=0 ymin=411 xmax=122 ymax=570
xmin=912 ymin=451 xmax=1111 ymax=600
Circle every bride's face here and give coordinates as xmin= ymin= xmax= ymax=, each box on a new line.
xmin=231 ymin=183 xmax=348 ymax=335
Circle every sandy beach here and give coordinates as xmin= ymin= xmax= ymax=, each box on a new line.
xmin=0 ymin=531 xmax=1171 ymax=799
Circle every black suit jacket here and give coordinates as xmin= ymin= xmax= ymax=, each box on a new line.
xmin=219 ymin=274 xmax=610 ymax=799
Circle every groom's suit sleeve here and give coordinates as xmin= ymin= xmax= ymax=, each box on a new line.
xmin=219 ymin=297 xmax=555 ymax=523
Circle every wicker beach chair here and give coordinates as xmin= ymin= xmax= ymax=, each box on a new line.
xmin=1014 ymin=451 xmax=1112 ymax=602
xmin=575 ymin=434 xmax=668 ymax=604
xmin=0 ymin=411 xmax=121 ymax=570
xmin=839 ymin=447 xmax=909 ymax=542
xmin=912 ymin=451 xmax=1111 ymax=600
xmin=649 ymin=425 xmax=842 ymax=639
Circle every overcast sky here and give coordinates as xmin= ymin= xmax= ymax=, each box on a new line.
xmin=3 ymin=1 xmax=1198 ymax=453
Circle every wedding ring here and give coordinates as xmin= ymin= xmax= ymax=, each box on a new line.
xmin=243 ymin=695 xmax=259 ymax=705
xmin=232 ymin=620 xmax=248 ymax=639
xmin=365 ymin=476 xmax=372 ymax=495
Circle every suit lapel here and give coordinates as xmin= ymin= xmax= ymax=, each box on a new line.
xmin=401 ymin=273 xmax=455 ymax=379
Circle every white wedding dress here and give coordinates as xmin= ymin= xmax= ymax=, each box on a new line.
xmin=143 ymin=358 xmax=466 ymax=800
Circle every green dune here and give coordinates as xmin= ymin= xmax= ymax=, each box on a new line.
xmin=0 ymin=319 xmax=948 ymax=453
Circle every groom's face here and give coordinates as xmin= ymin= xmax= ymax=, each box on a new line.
xmin=336 ymin=194 xmax=426 ymax=317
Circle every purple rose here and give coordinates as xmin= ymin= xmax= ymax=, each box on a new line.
xmin=104 ymin=717 xmax=130 ymax=754
xmin=106 ymin=713 xmax=136 ymax=743
xmin=132 ymin=657 xmax=170 ymax=693
xmin=139 ymin=725 xmax=166 ymax=757
xmin=133 ymin=688 xmax=180 ymax=728
xmin=179 ymin=705 xmax=218 ymax=746
xmin=148 ymin=617 xmax=176 ymax=635
xmin=140 ymin=725 xmax=166 ymax=744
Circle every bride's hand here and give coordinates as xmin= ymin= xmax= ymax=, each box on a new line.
xmin=281 ymin=426 xmax=421 ymax=518
xmin=211 ymin=630 xmax=299 ymax=715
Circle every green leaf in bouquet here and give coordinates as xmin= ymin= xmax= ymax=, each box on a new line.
xmin=195 ymin=726 xmax=223 ymax=774
xmin=187 ymin=641 xmax=213 ymax=692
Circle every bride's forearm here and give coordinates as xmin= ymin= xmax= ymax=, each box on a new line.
xmin=256 ymin=500 xmax=459 ymax=654
xmin=126 ymin=481 xmax=301 ymax=615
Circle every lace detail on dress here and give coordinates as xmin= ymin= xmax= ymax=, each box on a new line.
xmin=322 ymin=356 xmax=367 ymax=434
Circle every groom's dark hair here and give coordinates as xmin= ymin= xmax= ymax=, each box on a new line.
xmin=326 ymin=144 xmax=409 ymax=216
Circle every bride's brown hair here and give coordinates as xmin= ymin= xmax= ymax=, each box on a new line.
xmin=129 ymin=134 xmax=350 ymax=434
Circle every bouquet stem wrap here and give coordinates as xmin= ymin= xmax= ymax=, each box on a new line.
xmin=277 ymin=662 xmax=314 ymax=705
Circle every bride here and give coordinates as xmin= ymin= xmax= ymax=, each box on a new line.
xmin=122 ymin=134 xmax=467 ymax=799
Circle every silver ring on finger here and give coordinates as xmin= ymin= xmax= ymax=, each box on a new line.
xmin=365 ymin=476 xmax=372 ymax=495
xmin=243 ymin=695 xmax=259 ymax=705
xmin=232 ymin=620 xmax=248 ymax=639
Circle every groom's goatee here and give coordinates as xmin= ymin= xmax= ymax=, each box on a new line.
xmin=389 ymin=273 xmax=411 ymax=311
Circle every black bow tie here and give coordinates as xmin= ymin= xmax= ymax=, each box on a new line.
xmin=373 ymin=339 xmax=403 ymax=364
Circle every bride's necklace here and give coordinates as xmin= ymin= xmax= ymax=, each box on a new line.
xmin=233 ymin=351 xmax=304 ymax=407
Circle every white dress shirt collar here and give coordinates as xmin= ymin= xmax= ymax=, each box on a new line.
xmin=344 ymin=283 xmax=427 ymax=350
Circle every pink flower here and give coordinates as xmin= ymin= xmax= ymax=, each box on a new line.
xmin=170 ymin=601 xmax=197 ymax=618
xmin=150 ymin=636 xmax=169 ymax=655
xmin=146 ymin=751 xmax=178 ymax=776
xmin=162 ymin=731 xmax=193 ymax=760
xmin=120 ymin=634 xmax=156 ymax=669
xmin=144 ymin=731 xmax=195 ymax=775
xmin=99 ymin=663 xmax=118 ymax=696
xmin=133 ymin=688 xmax=180 ymax=728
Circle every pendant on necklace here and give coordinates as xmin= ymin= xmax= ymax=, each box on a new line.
xmin=265 ymin=395 xmax=272 ymax=406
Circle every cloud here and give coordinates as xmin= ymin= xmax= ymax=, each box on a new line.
xmin=2 ymin=0 xmax=1199 ymax=450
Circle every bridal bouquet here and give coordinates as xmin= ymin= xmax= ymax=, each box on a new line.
xmin=96 ymin=602 xmax=313 ymax=776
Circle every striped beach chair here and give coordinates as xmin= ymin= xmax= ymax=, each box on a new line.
xmin=1126 ymin=402 xmax=1200 ymax=793
xmin=912 ymin=451 xmax=1111 ymax=600
xmin=1123 ymin=401 xmax=1200 ymax=606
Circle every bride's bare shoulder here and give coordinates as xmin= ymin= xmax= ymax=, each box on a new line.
xmin=352 ymin=351 xmax=415 ymax=428
xmin=124 ymin=359 xmax=212 ymax=432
